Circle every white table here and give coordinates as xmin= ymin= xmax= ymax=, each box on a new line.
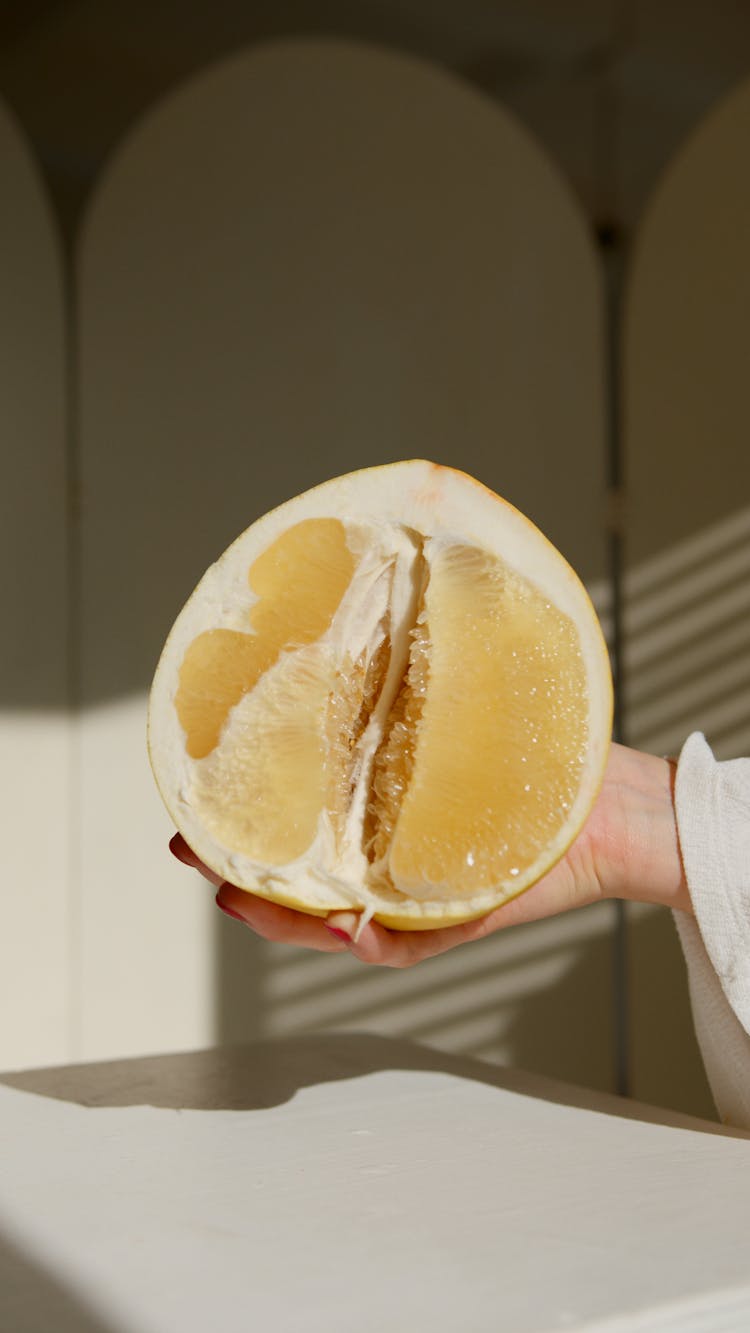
xmin=1 ymin=1035 xmax=749 ymax=1332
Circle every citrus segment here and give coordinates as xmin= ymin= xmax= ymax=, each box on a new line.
xmin=175 ymin=518 xmax=355 ymax=758
xmin=191 ymin=645 xmax=335 ymax=864
xmin=384 ymin=542 xmax=588 ymax=897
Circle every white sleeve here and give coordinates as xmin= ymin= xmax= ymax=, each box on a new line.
xmin=673 ymin=731 xmax=750 ymax=1129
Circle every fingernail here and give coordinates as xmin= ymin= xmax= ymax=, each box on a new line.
xmin=325 ymin=925 xmax=351 ymax=943
xmin=169 ymin=834 xmax=189 ymax=864
xmin=216 ymin=895 xmax=246 ymax=924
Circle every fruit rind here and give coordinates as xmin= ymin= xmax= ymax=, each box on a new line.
xmin=148 ymin=459 xmax=613 ymax=930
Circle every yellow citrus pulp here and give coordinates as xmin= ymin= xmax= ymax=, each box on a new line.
xmin=148 ymin=461 xmax=612 ymax=929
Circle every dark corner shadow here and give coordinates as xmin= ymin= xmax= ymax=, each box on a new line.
xmin=0 ymin=1226 xmax=119 ymax=1333
xmin=2 ymin=1032 xmax=747 ymax=1139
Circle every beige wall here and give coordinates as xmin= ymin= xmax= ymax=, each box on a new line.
xmin=0 ymin=101 xmax=69 ymax=1069
xmin=75 ymin=40 xmax=610 ymax=1078
xmin=1 ymin=39 xmax=748 ymax=1120
xmin=623 ymin=78 xmax=750 ymax=1118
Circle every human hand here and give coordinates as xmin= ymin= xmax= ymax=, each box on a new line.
xmin=169 ymin=742 xmax=690 ymax=968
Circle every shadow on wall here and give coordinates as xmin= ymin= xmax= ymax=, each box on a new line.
xmin=213 ymin=897 xmax=715 ymax=1122
xmin=626 ymin=906 xmax=715 ymax=1121
xmin=498 ymin=904 xmax=713 ymax=1122
xmin=623 ymin=505 xmax=750 ymax=761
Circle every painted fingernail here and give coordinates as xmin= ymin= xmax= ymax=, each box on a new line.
xmin=325 ymin=926 xmax=351 ymax=943
xmin=169 ymin=834 xmax=189 ymax=863
xmin=216 ymin=896 xmax=246 ymax=924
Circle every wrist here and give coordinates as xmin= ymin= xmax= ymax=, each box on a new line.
xmin=592 ymin=743 xmax=691 ymax=913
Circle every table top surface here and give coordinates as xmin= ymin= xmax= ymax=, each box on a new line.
xmin=1 ymin=1034 xmax=749 ymax=1333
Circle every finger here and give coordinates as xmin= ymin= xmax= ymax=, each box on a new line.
xmin=169 ymin=833 xmax=224 ymax=888
xmin=216 ymin=882 xmax=349 ymax=952
xmin=334 ymin=913 xmax=498 ymax=968
xmin=331 ymin=860 xmax=590 ymax=968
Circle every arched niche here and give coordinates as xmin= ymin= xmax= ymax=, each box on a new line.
xmin=624 ymin=77 xmax=750 ymax=761
xmin=76 ymin=40 xmax=610 ymax=1072
xmin=626 ymin=77 xmax=750 ymax=562
xmin=79 ymin=37 xmax=606 ymax=706
xmin=0 ymin=100 xmax=68 ymax=1067
xmin=623 ymin=78 xmax=750 ymax=1124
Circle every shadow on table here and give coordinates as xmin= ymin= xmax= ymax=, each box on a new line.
xmin=2 ymin=1032 xmax=745 ymax=1138
xmin=0 ymin=1225 xmax=119 ymax=1333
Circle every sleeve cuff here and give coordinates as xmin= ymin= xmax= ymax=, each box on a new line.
xmin=674 ymin=731 xmax=750 ymax=1035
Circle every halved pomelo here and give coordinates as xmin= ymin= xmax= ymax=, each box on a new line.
xmin=148 ymin=461 xmax=612 ymax=929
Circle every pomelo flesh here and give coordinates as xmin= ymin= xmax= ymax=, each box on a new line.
xmin=148 ymin=462 xmax=612 ymax=928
